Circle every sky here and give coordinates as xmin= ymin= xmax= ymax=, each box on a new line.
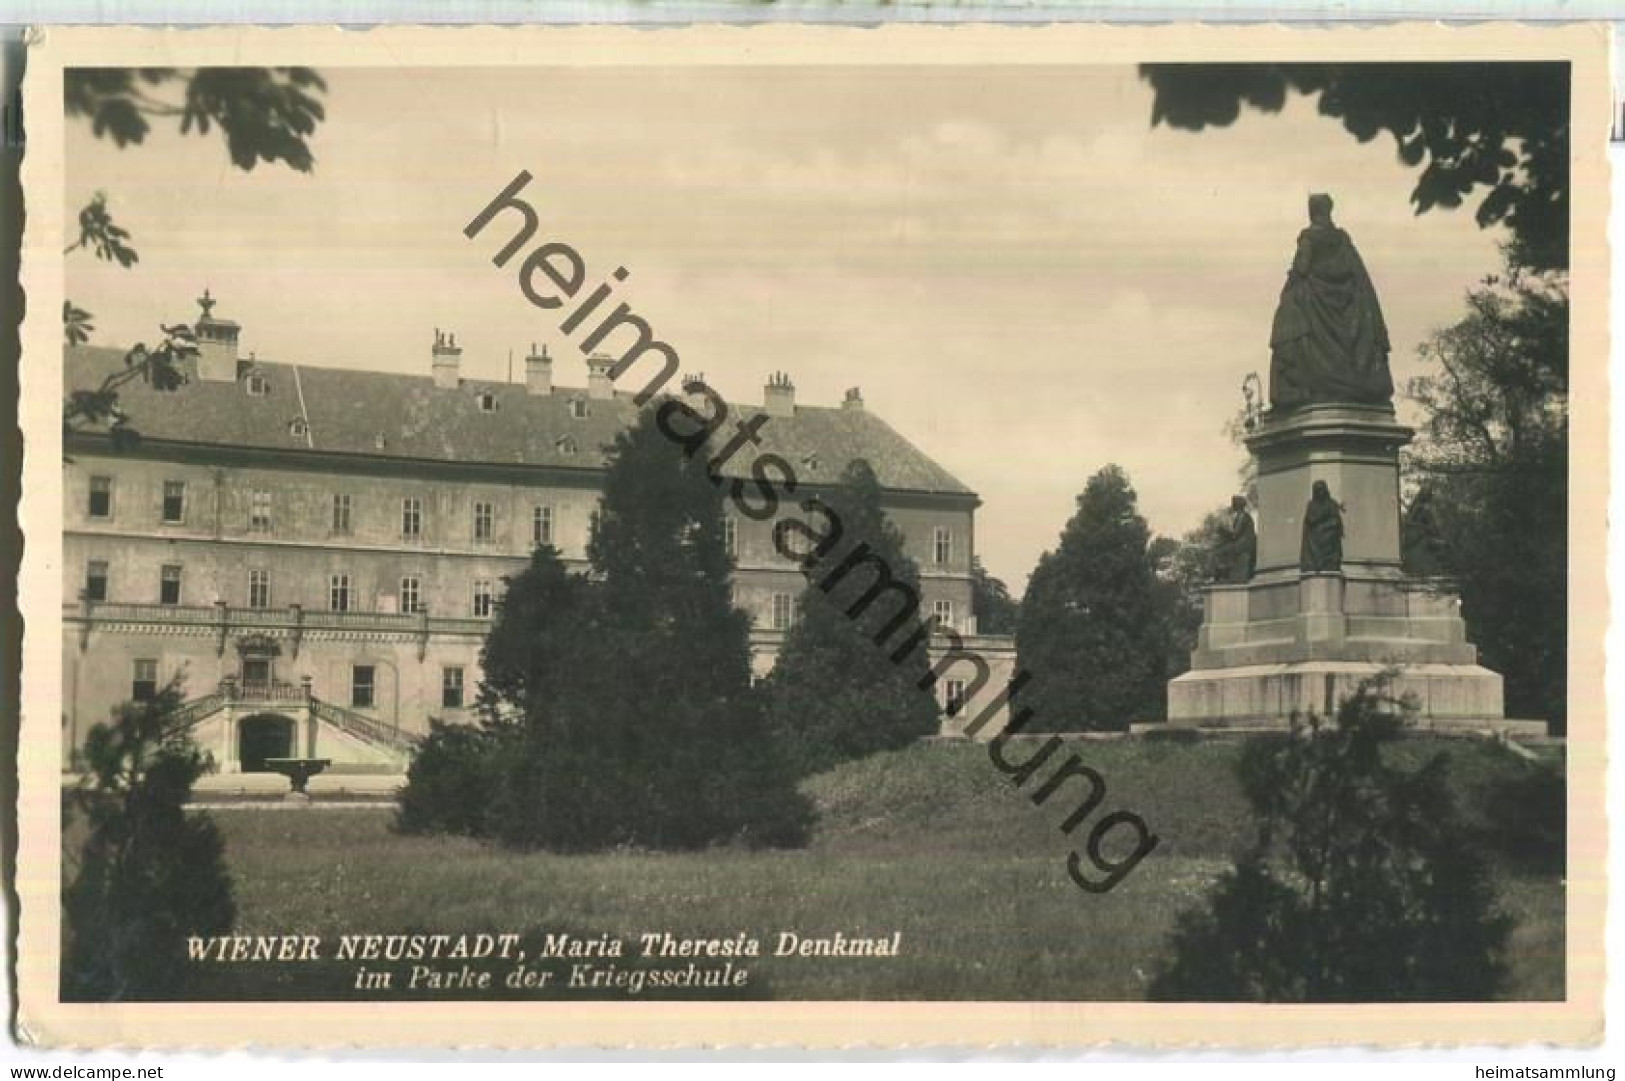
xmin=64 ymin=64 xmax=1508 ymax=589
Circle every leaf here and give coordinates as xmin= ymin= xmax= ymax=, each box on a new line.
xmin=62 ymin=300 xmax=94 ymax=346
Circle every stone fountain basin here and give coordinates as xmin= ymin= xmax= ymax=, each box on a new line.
xmin=263 ymin=757 xmax=333 ymax=799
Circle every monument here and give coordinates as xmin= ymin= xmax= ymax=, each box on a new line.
xmin=1168 ymin=194 xmax=1511 ymax=730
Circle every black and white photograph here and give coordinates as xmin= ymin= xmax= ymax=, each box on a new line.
xmin=13 ymin=22 xmax=1609 ymax=1049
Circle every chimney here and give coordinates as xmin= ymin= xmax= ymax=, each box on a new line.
xmin=764 ymin=371 xmax=796 ymax=418
xmin=681 ymin=372 xmax=711 ymax=413
xmin=193 ymin=288 xmax=241 ymax=382
xmin=842 ymin=386 xmax=865 ymax=411
xmin=587 ymin=353 xmax=615 ymax=400
xmin=432 ymin=329 xmax=462 ymax=390
xmin=525 ymin=342 xmax=553 ymax=396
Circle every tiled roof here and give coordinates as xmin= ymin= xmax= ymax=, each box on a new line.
xmin=64 ymin=346 xmax=975 ymax=498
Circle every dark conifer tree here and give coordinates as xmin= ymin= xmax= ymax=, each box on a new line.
xmin=417 ymin=409 xmax=811 ymax=850
xmin=64 ymin=681 xmax=235 ymax=1000
xmin=764 ymin=459 xmax=941 ymax=776
xmin=1015 ymin=464 xmax=1170 ymax=730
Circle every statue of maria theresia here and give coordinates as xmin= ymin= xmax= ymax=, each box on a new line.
xmin=1269 ymin=193 xmax=1394 ymax=411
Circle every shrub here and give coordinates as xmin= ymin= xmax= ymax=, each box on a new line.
xmin=63 ymin=681 xmax=235 ymax=1001
xmin=1150 ymin=680 xmax=1513 ymax=1002
xmin=395 ymin=719 xmax=513 ymax=838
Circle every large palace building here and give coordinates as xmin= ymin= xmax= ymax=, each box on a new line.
xmin=62 ymin=295 xmax=1015 ymax=772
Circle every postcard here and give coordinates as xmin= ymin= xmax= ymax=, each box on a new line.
xmin=14 ymin=22 xmax=1609 ymax=1048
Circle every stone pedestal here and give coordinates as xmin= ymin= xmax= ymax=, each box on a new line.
xmin=1168 ymin=403 xmax=1506 ymax=728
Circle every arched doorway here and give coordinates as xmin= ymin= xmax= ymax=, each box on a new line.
xmin=238 ymin=713 xmax=297 ymax=772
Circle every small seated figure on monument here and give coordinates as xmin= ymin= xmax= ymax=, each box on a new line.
xmin=1300 ymin=480 xmax=1344 ymax=573
xmin=1269 ymin=193 xmax=1394 ymax=412
xmin=1401 ymin=483 xmax=1450 ymax=577
xmin=1212 ymin=495 xmax=1257 ymax=583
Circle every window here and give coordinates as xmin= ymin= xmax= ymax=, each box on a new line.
xmin=723 ymin=517 xmax=738 ymax=558
xmin=556 ymin=436 xmax=577 ymax=456
xmin=933 ymin=526 xmax=953 ymax=566
xmin=473 ymin=501 xmax=494 ymax=543
xmin=289 ymin=417 xmax=309 ymax=439
xmin=944 ymin=679 xmax=969 ymax=719
xmin=159 ymin=564 xmax=182 ymax=606
xmin=532 ymin=505 xmax=554 ymax=547
xmin=472 ymin=578 xmax=494 ymax=618
xmin=88 ymin=476 xmax=112 ymax=519
xmin=569 ymin=398 xmax=589 ymax=420
xmin=442 ymin=666 xmax=465 ymax=709
xmin=331 ymin=493 xmax=352 ymax=535
xmin=933 ymin=599 xmax=955 ymax=630
xmin=249 ymin=489 xmax=272 ymax=532
xmin=771 ymin=592 xmax=794 ymax=631
xmin=132 ymin=659 xmax=158 ymax=702
xmin=247 ymin=372 xmax=270 ymax=396
xmin=402 ymin=497 xmax=423 ymax=539
xmin=84 ymin=560 xmax=108 ymax=602
xmin=329 ymin=573 xmax=352 ymax=612
xmin=477 ymin=391 xmax=498 ymax=413
xmin=351 ymin=665 xmax=376 ymax=709
xmin=248 ymin=569 xmax=270 ymax=609
xmin=400 ymin=576 xmax=421 ymax=615
xmin=162 ymin=480 xmax=186 ymax=523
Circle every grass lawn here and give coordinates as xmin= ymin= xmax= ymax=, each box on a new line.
xmin=71 ymin=737 xmax=1566 ymax=1001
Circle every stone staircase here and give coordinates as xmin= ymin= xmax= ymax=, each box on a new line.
xmin=167 ymin=683 xmax=418 ymax=772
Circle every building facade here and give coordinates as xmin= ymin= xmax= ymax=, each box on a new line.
xmin=62 ymin=296 xmax=1015 ymax=772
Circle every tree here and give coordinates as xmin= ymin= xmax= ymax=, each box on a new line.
xmin=62 ymin=680 xmax=235 ymax=1000
xmin=969 ymin=555 xmax=1019 ymax=636
xmin=63 ymin=68 xmax=327 ymax=435
xmin=1148 ymin=505 xmax=1232 ymax=681
xmin=404 ymin=411 xmax=812 ymax=851
xmin=1140 ymin=62 xmax=1570 ymax=271
xmin=395 ymin=718 xmax=515 ymax=839
xmin=1407 ymin=265 xmax=1568 ymax=730
xmin=475 ymin=543 xmax=594 ymax=720
xmin=1015 ymin=465 xmax=1171 ymax=730
xmin=763 ymin=459 xmax=941 ymax=776
xmin=66 ymin=68 xmax=327 ymax=172
xmin=1150 ymin=681 xmax=1512 ymax=1001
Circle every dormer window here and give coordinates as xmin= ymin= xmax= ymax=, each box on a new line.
xmin=555 ymin=436 xmax=577 ymax=456
xmin=569 ymin=398 xmax=589 ymax=420
xmin=801 ymin=453 xmax=821 ymax=473
xmin=476 ymin=391 xmax=498 ymax=413
xmin=288 ymin=417 xmax=308 ymax=438
xmin=246 ymin=372 xmax=270 ymax=396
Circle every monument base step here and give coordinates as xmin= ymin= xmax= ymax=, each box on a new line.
xmin=1167 ymin=660 xmax=1505 ymax=729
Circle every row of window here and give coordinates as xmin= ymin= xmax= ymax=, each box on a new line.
xmin=89 ymin=561 xmax=962 ymax=629
xmin=245 ymin=373 xmax=599 ymax=426
xmin=85 ymin=478 xmax=961 ymax=564
xmin=86 ymin=478 xmax=560 ymax=548
xmin=349 ymin=664 xmax=465 ymax=709
xmin=85 ymin=562 xmax=499 ymax=617
xmin=129 ymin=659 xmax=468 ymax=710
xmin=760 ymin=594 xmax=957 ymax=631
